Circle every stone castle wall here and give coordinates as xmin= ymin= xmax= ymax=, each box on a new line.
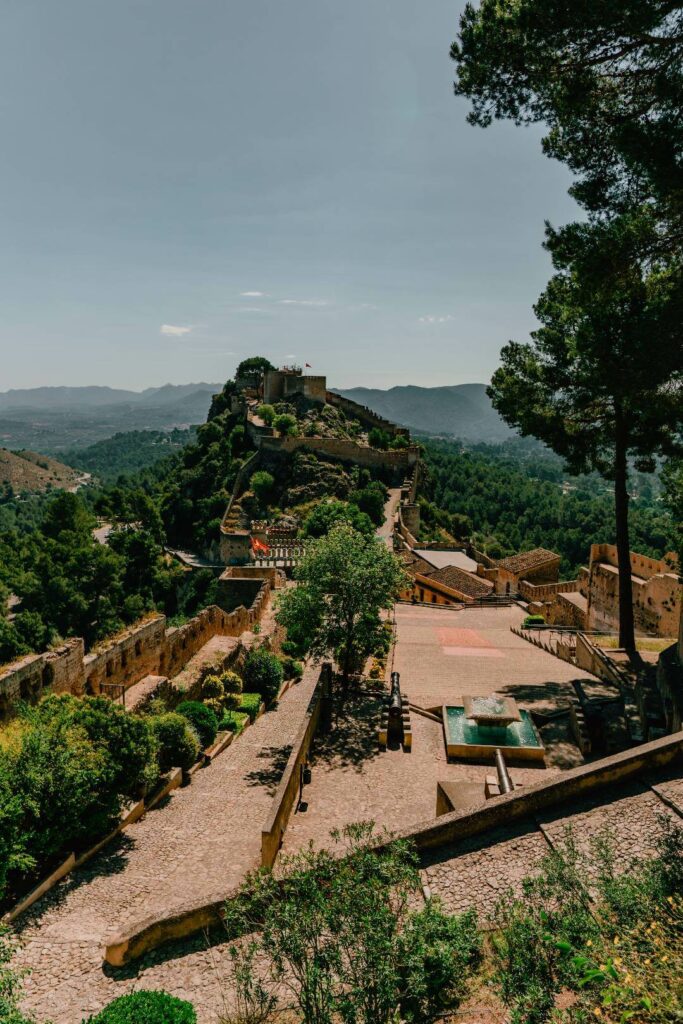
xmin=587 ymin=544 xmax=680 ymax=637
xmin=259 ymin=434 xmax=419 ymax=469
xmin=0 ymin=575 xmax=274 ymax=720
xmin=324 ymin=391 xmax=409 ymax=438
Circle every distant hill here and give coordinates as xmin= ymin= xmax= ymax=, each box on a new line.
xmin=0 ymin=449 xmax=83 ymax=493
xmin=333 ymin=383 xmax=514 ymax=441
xmin=0 ymin=382 xmax=221 ymax=411
xmin=0 ymin=383 xmax=221 ymax=450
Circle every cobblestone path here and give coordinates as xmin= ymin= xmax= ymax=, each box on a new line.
xmin=14 ymin=663 xmax=320 ymax=1024
xmin=421 ymin=772 xmax=683 ymax=922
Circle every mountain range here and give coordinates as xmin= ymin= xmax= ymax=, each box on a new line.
xmin=0 ymin=380 xmax=512 ymax=451
xmin=334 ymin=383 xmax=513 ymax=441
xmin=0 ymin=383 xmax=221 ymax=450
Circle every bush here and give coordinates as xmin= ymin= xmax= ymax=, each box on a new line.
xmin=250 ymin=470 xmax=275 ymax=505
xmin=273 ymin=413 xmax=298 ymax=437
xmin=243 ymin=648 xmax=283 ymax=706
xmin=82 ymin=990 xmax=196 ymax=1023
xmin=279 ymin=656 xmax=303 ymax=681
xmin=257 ymin=403 xmax=275 ymax=426
xmin=201 ymin=673 xmax=224 ymax=700
xmin=151 ymin=713 xmax=200 ymax=772
xmin=175 ymin=701 xmax=218 ymax=750
xmin=399 ymin=904 xmax=481 ymax=1022
xmin=0 ymin=695 xmax=159 ymax=901
xmin=239 ymin=692 xmax=262 ymax=722
xmin=522 ymin=615 xmax=546 ymax=628
xmin=220 ymin=670 xmax=243 ymax=695
xmin=219 ymin=710 xmax=249 ymax=734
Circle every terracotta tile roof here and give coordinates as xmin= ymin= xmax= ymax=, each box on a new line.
xmin=495 ymin=548 xmax=560 ymax=576
xmin=420 ymin=565 xmax=494 ymax=599
xmin=401 ymin=551 xmax=436 ymax=577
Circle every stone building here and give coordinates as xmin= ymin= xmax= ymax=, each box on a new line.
xmin=263 ymin=367 xmax=327 ymax=405
xmin=471 ymin=546 xmax=562 ymax=596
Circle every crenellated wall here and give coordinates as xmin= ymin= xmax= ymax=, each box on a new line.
xmin=586 ymin=544 xmax=680 ymax=637
xmin=324 ymin=391 xmax=410 ymax=438
xmin=258 ymin=433 xmax=420 ymax=469
xmin=0 ymin=576 xmax=273 ymax=721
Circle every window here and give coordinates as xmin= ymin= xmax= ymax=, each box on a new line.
xmin=134 ymin=640 xmax=142 ymax=658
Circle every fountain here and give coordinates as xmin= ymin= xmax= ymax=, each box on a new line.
xmin=442 ymin=693 xmax=545 ymax=762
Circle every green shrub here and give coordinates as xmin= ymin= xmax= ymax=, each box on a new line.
xmin=0 ymin=926 xmax=35 ymax=1024
xmin=0 ymin=695 xmax=158 ymax=901
xmin=219 ymin=710 xmax=249 ymax=734
xmin=243 ymin=648 xmax=283 ymax=706
xmin=522 ymin=615 xmax=546 ymax=628
xmin=239 ymin=692 xmax=262 ymax=722
xmin=201 ymin=673 xmax=224 ymax=700
xmin=220 ymin=670 xmax=243 ymax=695
xmin=273 ymin=413 xmax=298 ymax=437
xmin=82 ymin=990 xmax=196 ymax=1023
xmin=399 ymin=904 xmax=481 ymax=1022
xmin=151 ymin=713 xmax=200 ymax=772
xmin=175 ymin=701 xmax=218 ymax=750
xmin=279 ymin=655 xmax=303 ymax=681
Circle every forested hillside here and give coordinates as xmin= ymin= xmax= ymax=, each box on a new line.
xmin=60 ymin=428 xmax=196 ymax=482
xmin=421 ymin=439 xmax=675 ymax=577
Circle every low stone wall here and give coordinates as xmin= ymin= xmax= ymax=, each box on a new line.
xmin=261 ymin=665 xmax=328 ymax=867
xmin=519 ymin=579 xmax=580 ymax=602
xmin=384 ymin=731 xmax=683 ymax=853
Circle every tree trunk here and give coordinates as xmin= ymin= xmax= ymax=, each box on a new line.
xmin=614 ymin=408 xmax=636 ymax=656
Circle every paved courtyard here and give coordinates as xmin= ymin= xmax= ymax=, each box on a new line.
xmin=392 ymin=603 xmax=595 ymax=712
xmin=282 ymin=602 xmax=598 ymax=857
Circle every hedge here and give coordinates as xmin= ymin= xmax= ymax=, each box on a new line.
xmin=175 ymin=701 xmax=218 ymax=750
xmin=239 ymin=692 xmax=262 ymax=722
xmin=82 ymin=990 xmax=196 ymax=1023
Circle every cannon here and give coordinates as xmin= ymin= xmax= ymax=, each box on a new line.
xmin=378 ymin=672 xmax=413 ymax=751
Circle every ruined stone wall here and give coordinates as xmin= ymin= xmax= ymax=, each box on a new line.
xmin=83 ymin=617 xmax=167 ymax=696
xmin=0 ymin=638 xmax=85 ymax=717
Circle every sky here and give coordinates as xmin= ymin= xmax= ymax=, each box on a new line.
xmin=0 ymin=0 xmax=579 ymax=392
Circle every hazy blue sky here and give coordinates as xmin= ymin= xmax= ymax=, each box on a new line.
xmin=0 ymin=0 xmax=578 ymax=392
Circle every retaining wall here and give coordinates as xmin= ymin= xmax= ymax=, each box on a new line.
xmin=261 ymin=664 xmax=328 ymax=867
xmin=381 ymin=731 xmax=683 ymax=853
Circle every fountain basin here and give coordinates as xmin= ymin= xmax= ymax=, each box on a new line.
xmin=442 ymin=705 xmax=545 ymax=762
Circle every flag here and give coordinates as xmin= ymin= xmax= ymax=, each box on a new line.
xmin=305 ymin=362 xmax=312 ymax=368
xmin=250 ymin=537 xmax=269 ymax=555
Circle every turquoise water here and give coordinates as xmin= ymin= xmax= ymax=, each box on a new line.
xmin=444 ymin=706 xmax=541 ymax=748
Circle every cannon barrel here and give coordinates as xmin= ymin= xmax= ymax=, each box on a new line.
xmin=495 ymin=748 xmax=513 ymax=795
